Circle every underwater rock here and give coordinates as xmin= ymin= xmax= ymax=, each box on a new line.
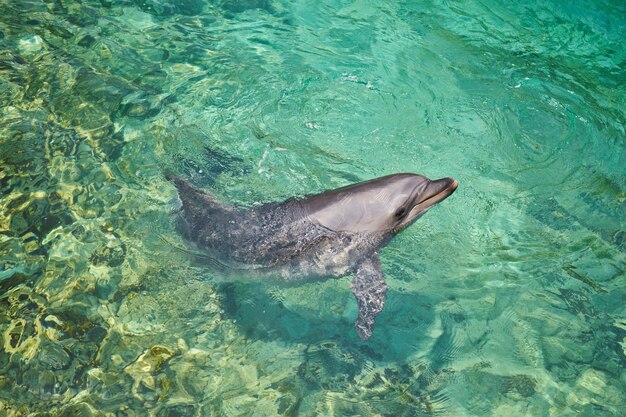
xmin=77 ymin=34 xmax=97 ymax=48
xmin=0 ymin=268 xmax=27 ymax=292
xmin=171 ymin=350 xmax=211 ymax=398
xmin=17 ymin=35 xmax=45 ymax=54
xmin=67 ymin=4 xmax=99 ymax=27
xmin=118 ymin=90 xmax=170 ymax=119
xmin=86 ymin=325 xmax=107 ymax=343
xmin=566 ymin=368 xmax=624 ymax=414
xmin=8 ymin=197 xmax=49 ymax=238
xmin=297 ymin=342 xmax=359 ymax=391
xmin=576 ymin=368 xmax=608 ymax=397
xmin=58 ymin=402 xmax=100 ymax=417
xmin=125 ymin=345 xmax=176 ymax=398
xmin=89 ymin=238 xmax=126 ymax=267
xmin=38 ymin=369 xmax=56 ymax=394
xmin=2 ymin=298 xmax=45 ymax=360
xmin=156 ymin=404 xmax=196 ymax=417
xmin=500 ymin=374 xmax=537 ymax=398
xmin=37 ymin=340 xmax=71 ymax=370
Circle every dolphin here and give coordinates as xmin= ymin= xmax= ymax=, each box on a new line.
xmin=167 ymin=173 xmax=458 ymax=339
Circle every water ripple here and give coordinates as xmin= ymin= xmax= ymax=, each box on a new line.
xmin=1 ymin=0 xmax=625 ymax=415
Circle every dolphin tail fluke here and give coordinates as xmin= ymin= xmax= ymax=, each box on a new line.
xmin=165 ymin=173 xmax=200 ymax=196
xmin=351 ymin=255 xmax=387 ymax=340
xmin=166 ymin=174 xmax=234 ymax=230
xmin=166 ymin=174 xmax=226 ymax=207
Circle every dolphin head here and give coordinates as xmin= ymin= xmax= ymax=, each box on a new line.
xmin=303 ymin=173 xmax=458 ymax=234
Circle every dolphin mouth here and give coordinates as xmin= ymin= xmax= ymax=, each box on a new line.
xmin=412 ymin=177 xmax=458 ymax=213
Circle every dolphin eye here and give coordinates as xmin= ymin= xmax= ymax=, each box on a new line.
xmin=394 ymin=207 xmax=407 ymax=219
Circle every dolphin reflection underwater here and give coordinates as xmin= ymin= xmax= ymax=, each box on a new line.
xmin=168 ymin=173 xmax=458 ymax=339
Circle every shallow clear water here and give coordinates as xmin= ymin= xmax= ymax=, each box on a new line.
xmin=1 ymin=0 xmax=625 ymax=415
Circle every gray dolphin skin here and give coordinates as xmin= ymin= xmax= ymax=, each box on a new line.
xmin=167 ymin=173 xmax=458 ymax=339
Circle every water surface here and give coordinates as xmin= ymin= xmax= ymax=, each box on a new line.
xmin=0 ymin=0 xmax=625 ymax=415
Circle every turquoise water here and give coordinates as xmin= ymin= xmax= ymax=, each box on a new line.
xmin=1 ymin=0 xmax=625 ymax=415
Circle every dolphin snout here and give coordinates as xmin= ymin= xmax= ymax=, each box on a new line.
xmin=414 ymin=177 xmax=458 ymax=210
xmin=426 ymin=177 xmax=458 ymax=197
xmin=434 ymin=176 xmax=457 ymax=188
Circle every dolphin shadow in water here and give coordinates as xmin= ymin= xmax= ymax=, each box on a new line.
xmin=216 ymin=280 xmax=441 ymax=358
xmin=167 ymin=173 xmax=458 ymax=339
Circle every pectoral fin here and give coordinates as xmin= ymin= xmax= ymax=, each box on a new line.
xmin=351 ymin=255 xmax=387 ymax=340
